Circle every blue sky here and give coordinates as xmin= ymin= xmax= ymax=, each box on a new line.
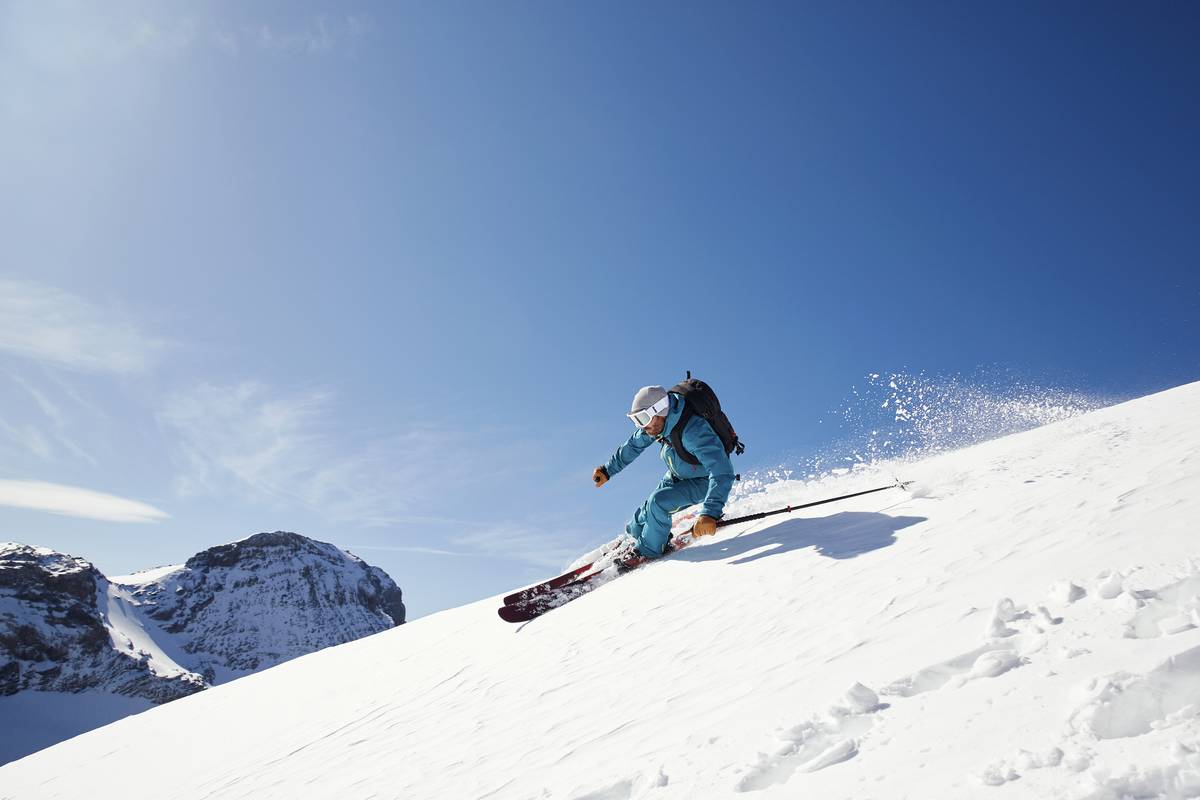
xmin=2 ymin=2 xmax=1197 ymax=618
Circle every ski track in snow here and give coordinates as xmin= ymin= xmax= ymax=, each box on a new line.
xmin=968 ymin=567 xmax=1200 ymax=799
xmin=3 ymin=382 xmax=1200 ymax=799
xmin=727 ymin=568 xmax=1200 ymax=798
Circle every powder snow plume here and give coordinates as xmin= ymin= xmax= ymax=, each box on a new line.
xmin=739 ymin=369 xmax=1116 ymax=494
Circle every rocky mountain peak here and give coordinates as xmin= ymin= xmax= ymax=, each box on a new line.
xmin=1 ymin=532 xmax=405 ymax=764
xmin=0 ymin=543 xmax=205 ymax=702
xmin=122 ymin=531 xmax=405 ymax=681
xmin=1 ymin=542 xmax=98 ymax=602
xmin=184 ymin=531 xmax=343 ymax=570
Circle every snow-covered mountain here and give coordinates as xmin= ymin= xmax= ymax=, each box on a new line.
xmin=3 ymin=382 xmax=1199 ymax=799
xmin=0 ymin=545 xmax=206 ymax=702
xmin=115 ymin=531 xmax=406 ymax=684
xmin=0 ymin=532 xmax=404 ymax=764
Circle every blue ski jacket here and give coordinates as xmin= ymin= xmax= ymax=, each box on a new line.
xmin=603 ymin=393 xmax=735 ymax=519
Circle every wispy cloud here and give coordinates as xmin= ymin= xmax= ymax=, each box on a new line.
xmin=449 ymin=521 xmax=596 ymax=570
xmin=349 ymin=516 xmax=591 ymax=568
xmin=250 ymin=16 xmax=374 ymax=55
xmin=348 ymin=543 xmax=469 ymax=558
xmin=3 ymin=3 xmax=192 ymax=70
xmin=0 ymin=418 xmax=53 ymax=461
xmin=158 ymin=381 xmax=484 ymax=528
xmin=0 ymin=480 xmax=168 ymax=523
xmin=9 ymin=372 xmax=67 ymax=427
xmin=2 ymin=372 xmax=98 ymax=464
xmin=0 ymin=279 xmax=168 ymax=374
xmin=2 ymin=4 xmax=375 ymax=70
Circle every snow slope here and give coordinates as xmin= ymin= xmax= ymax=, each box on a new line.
xmin=3 ymin=381 xmax=1200 ymax=799
xmin=96 ymin=580 xmax=196 ymax=682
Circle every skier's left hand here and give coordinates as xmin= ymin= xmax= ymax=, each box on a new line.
xmin=692 ymin=516 xmax=718 ymax=538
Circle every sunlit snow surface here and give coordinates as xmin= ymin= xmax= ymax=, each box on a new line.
xmin=5 ymin=381 xmax=1200 ymax=799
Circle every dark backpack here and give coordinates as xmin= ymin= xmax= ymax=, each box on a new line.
xmin=667 ymin=373 xmax=745 ymax=466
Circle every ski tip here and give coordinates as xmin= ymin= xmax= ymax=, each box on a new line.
xmin=499 ymin=606 xmax=528 ymax=623
xmin=498 ymin=605 xmax=532 ymax=623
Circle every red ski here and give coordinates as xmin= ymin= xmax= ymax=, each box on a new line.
xmin=502 ymin=512 xmax=704 ymax=607
xmin=502 ymin=560 xmax=603 ymax=607
xmin=497 ymin=537 xmax=688 ymax=623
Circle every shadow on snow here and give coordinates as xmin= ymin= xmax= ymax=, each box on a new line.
xmin=675 ymin=511 xmax=927 ymax=565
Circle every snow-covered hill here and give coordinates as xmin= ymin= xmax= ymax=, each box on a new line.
xmin=0 ymin=532 xmax=404 ymax=765
xmin=3 ymin=382 xmax=1199 ymax=799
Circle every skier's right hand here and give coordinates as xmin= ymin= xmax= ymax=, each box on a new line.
xmin=592 ymin=466 xmax=609 ymax=487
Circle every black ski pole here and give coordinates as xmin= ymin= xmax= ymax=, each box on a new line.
xmin=715 ymin=480 xmax=912 ymax=529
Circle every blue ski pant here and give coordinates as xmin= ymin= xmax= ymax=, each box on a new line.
xmin=627 ymin=474 xmax=710 ymax=557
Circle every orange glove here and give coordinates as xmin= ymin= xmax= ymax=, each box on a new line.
xmin=692 ymin=515 xmax=718 ymax=537
xmin=592 ymin=466 xmax=609 ymax=487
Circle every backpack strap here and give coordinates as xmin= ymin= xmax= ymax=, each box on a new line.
xmin=667 ymin=397 xmax=701 ymax=466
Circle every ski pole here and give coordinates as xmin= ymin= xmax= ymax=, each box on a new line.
xmin=713 ymin=479 xmax=912 ymax=529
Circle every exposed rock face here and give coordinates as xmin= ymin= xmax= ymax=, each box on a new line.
xmin=0 ymin=544 xmax=204 ymax=702
xmin=127 ymin=532 xmax=405 ymax=681
xmin=0 ymin=532 xmax=404 ymax=699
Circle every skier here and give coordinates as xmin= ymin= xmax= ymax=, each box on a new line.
xmin=592 ymin=384 xmax=737 ymax=560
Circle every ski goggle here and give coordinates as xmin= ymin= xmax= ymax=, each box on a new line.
xmin=627 ymin=395 xmax=669 ymax=427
